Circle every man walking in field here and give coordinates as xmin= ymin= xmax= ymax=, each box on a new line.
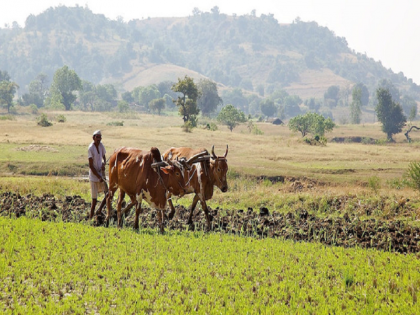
xmin=88 ymin=130 xmax=108 ymax=219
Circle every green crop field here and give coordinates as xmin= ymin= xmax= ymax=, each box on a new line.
xmin=1 ymin=217 xmax=420 ymax=314
xmin=2 ymin=109 xmax=420 ymax=313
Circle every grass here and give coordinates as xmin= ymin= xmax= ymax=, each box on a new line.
xmin=1 ymin=216 xmax=420 ymax=313
xmin=2 ymin=109 xmax=420 ymax=189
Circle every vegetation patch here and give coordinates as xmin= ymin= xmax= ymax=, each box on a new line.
xmin=1 ymin=216 xmax=420 ymax=313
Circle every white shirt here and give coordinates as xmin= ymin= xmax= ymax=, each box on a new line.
xmin=88 ymin=142 xmax=106 ymax=182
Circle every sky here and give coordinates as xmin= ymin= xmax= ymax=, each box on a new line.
xmin=1 ymin=0 xmax=419 ymax=84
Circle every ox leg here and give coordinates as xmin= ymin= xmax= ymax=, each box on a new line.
xmin=133 ymin=199 xmax=143 ymax=230
xmin=105 ymin=188 xmax=116 ymax=228
xmin=157 ymin=210 xmax=165 ymax=234
xmin=116 ymin=190 xmax=125 ymax=228
xmin=167 ymin=193 xmax=176 ymax=220
xmin=187 ymin=194 xmax=201 ymax=225
xmin=200 ymin=200 xmax=211 ymax=232
xmin=122 ymin=202 xmax=136 ymax=216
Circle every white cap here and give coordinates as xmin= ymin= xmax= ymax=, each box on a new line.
xmin=93 ymin=130 xmax=102 ymax=136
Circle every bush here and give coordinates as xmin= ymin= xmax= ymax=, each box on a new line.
xmin=303 ymin=136 xmax=327 ymax=146
xmin=407 ymin=161 xmax=420 ymax=192
xmin=205 ymin=122 xmax=218 ymax=131
xmin=251 ymin=125 xmax=264 ymax=135
xmin=29 ymin=104 xmax=38 ymax=114
xmin=37 ymin=114 xmax=53 ymax=127
xmin=0 ymin=115 xmax=16 ymax=121
xmin=56 ymin=114 xmax=66 ymax=123
xmin=182 ymin=121 xmax=194 ymax=133
xmin=367 ymin=176 xmax=381 ymax=193
xmin=106 ymin=121 xmax=124 ymax=126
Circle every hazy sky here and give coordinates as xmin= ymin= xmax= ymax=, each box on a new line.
xmin=1 ymin=0 xmax=419 ymax=84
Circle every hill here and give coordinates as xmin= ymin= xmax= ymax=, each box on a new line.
xmin=0 ymin=5 xmax=419 ymax=103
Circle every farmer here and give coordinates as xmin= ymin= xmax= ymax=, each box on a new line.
xmin=88 ymin=130 xmax=108 ymax=219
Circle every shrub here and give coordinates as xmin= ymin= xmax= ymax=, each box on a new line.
xmin=0 ymin=115 xmax=16 ymax=121
xmin=205 ymin=122 xmax=218 ymax=131
xmin=29 ymin=104 xmax=38 ymax=114
xmin=37 ymin=114 xmax=53 ymax=127
xmin=407 ymin=161 xmax=420 ymax=192
xmin=56 ymin=114 xmax=66 ymax=123
xmin=367 ymin=176 xmax=381 ymax=193
xmin=106 ymin=121 xmax=124 ymax=126
xmin=251 ymin=125 xmax=264 ymax=135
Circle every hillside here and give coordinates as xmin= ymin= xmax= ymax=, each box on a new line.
xmin=0 ymin=5 xmax=419 ymax=102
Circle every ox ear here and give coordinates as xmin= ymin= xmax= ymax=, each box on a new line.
xmin=160 ymin=166 xmax=173 ymax=174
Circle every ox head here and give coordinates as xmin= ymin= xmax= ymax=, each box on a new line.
xmin=153 ymin=160 xmax=187 ymax=197
xmin=210 ymin=145 xmax=229 ymax=193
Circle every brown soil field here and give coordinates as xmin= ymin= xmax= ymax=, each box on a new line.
xmin=1 ymin=191 xmax=419 ymax=254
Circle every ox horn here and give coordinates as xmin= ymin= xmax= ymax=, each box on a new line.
xmin=224 ymin=144 xmax=228 ymax=158
xmin=187 ymin=151 xmax=209 ymax=165
xmin=211 ymin=145 xmax=217 ymax=159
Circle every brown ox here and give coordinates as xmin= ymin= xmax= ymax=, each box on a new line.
xmin=162 ymin=145 xmax=228 ymax=230
xmin=106 ymin=147 xmax=186 ymax=232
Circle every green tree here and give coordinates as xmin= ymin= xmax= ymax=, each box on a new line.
xmin=260 ymin=99 xmax=277 ymax=117
xmin=375 ymin=88 xmax=406 ymax=141
xmin=149 ymin=98 xmax=165 ymax=115
xmin=0 ymin=81 xmax=19 ymax=113
xmin=47 ymin=66 xmax=82 ymax=110
xmin=401 ymin=95 xmax=417 ymax=119
xmin=138 ymin=85 xmax=161 ymax=108
xmin=117 ymin=100 xmax=129 ymax=113
xmin=350 ymin=86 xmax=362 ymax=124
xmin=324 ymin=85 xmax=340 ymax=107
xmin=217 ymin=104 xmax=247 ymax=131
xmin=197 ymin=79 xmax=222 ymax=117
xmin=289 ymin=112 xmax=335 ymax=137
xmin=353 ymin=83 xmax=369 ymax=106
xmin=121 ymin=91 xmax=134 ymax=103
xmin=0 ymin=70 xmax=11 ymax=82
xmin=21 ymin=73 xmax=49 ymax=108
xmin=172 ymin=76 xmax=200 ymax=124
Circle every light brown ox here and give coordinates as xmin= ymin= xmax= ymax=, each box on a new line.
xmin=162 ymin=145 xmax=228 ymax=231
xmin=106 ymin=146 xmax=187 ymax=232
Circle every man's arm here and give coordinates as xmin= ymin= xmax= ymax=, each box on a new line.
xmin=89 ymin=157 xmax=103 ymax=182
xmin=102 ymin=155 xmax=106 ymax=173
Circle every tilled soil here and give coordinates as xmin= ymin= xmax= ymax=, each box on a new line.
xmin=1 ymin=191 xmax=419 ymax=254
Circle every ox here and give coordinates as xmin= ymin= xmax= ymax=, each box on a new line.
xmin=106 ymin=146 xmax=186 ymax=232
xmin=162 ymin=145 xmax=228 ymax=231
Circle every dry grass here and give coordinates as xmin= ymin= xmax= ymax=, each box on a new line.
xmin=2 ymin=109 xmax=420 ymax=196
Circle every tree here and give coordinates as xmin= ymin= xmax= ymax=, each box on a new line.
xmin=288 ymin=112 xmax=335 ymax=137
xmin=401 ymin=95 xmax=417 ymax=119
xmin=149 ymin=98 xmax=165 ymax=115
xmin=350 ymin=86 xmax=362 ymax=124
xmin=47 ymin=66 xmax=82 ymax=110
xmin=21 ymin=73 xmax=49 ymax=108
xmin=375 ymin=88 xmax=406 ymax=141
xmin=116 ymin=100 xmax=129 ymax=113
xmin=138 ymin=85 xmax=161 ymax=107
xmin=121 ymin=91 xmax=134 ymax=103
xmin=0 ymin=81 xmax=19 ymax=113
xmin=197 ymin=79 xmax=222 ymax=117
xmin=172 ymin=76 xmax=200 ymax=124
xmin=222 ymin=88 xmax=248 ymax=113
xmin=217 ymin=104 xmax=247 ymax=131
xmin=324 ymin=85 xmax=340 ymax=107
xmin=260 ymin=99 xmax=277 ymax=117
xmin=0 ymin=70 xmax=11 ymax=82
xmin=352 ymin=83 xmax=369 ymax=106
